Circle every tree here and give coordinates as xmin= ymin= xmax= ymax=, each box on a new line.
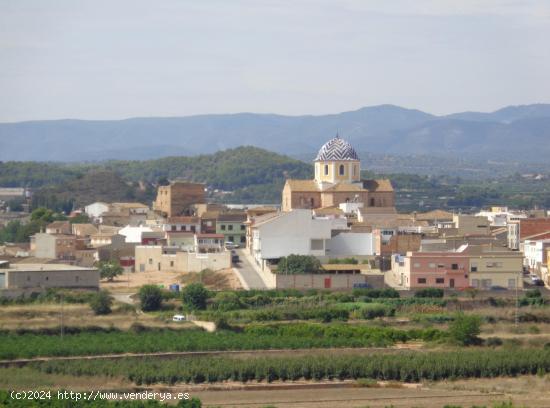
xmin=182 ymin=283 xmax=209 ymax=310
xmin=89 ymin=290 xmax=113 ymax=315
xmin=277 ymin=255 xmax=321 ymax=274
xmin=98 ymin=261 xmax=123 ymax=282
xmin=139 ymin=285 xmax=163 ymax=311
xmin=69 ymin=213 xmax=91 ymax=224
xmin=448 ymin=313 xmax=482 ymax=346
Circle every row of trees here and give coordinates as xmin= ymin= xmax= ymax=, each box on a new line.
xmin=35 ymin=347 xmax=550 ymax=385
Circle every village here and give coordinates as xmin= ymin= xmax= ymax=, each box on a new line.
xmin=1 ymin=135 xmax=547 ymax=298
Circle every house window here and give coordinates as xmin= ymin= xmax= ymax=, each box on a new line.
xmin=437 ymin=264 xmax=445 ymax=268
xmin=451 ymin=263 xmax=458 ymax=270
xmin=436 ymin=278 xmax=444 ymax=284
xmin=428 ymin=263 xmax=436 ymax=268
xmin=339 ymin=164 xmax=345 ymax=175
xmin=472 ymin=279 xmax=479 ymax=288
xmin=228 ymin=225 xmax=233 ymax=231
xmin=240 ymin=225 xmax=245 ymax=231
xmin=221 ymin=225 xmax=226 ymax=231
xmin=171 ymin=225 xmax=176 ymax=231
xmin=417 ymin=278 xmax=427 ymax=284
xmin=324 ymin=165 xmax=329 ymax=175
xmin=228 ymin=236 xmax=234 ymax=242
xmin=148 ymin=258 xmax=153 ymax=265
xmin=311 ymin=239 xmax=324 ymax=250
xmin=370 ymin=198 xmax=375 ymax=206
xmin=170 ymin=261 xmax=174 ymax=267
xmin=139 ymin=264 xmax=145 ymax=272
xmin=413 ymin=263 xmax=420 ymax=268
xmin=353 ymin=165 xmax=357 ymax=176
xmin=240 ymin=236 xmax=246 ymax=243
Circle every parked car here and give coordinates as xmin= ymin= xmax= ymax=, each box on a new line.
xmin=172 ymin=314 xmax=186 ymax=322
xmin=225 ymin=241 xmax=237 ymax=250
xmin=533 ymin=279 xmax=545 ymax=287
xmin=530 ymin=274 xmax=541 ymax=283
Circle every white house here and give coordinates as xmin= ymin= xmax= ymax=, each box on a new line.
xmin=85 ymin=202 xmax=109 ymax=219
xmin=252 ymin=210 xmax=332 ymax=268
xmin=119 ymin=225 xmax=154 ymax=244
xmin=523 ymin=239 xmax=550 ymax=272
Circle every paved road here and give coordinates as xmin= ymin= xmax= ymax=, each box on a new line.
xmin=234 ymin=249 xmax=267 ymax=289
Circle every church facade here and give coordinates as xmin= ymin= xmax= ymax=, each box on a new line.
xmin=282 ymin=135 xmax=395 ymax=211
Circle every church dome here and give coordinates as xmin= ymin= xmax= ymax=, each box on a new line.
xmin=315 ymin=135 xmax=359 ymax=161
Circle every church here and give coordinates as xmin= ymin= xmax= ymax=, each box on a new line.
xmin=282 ymin=135 xmax=395 ymax=211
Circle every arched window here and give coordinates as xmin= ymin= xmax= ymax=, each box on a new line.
xmin=324 ymin=165 xmax=329 ymax=175
xmin=339 ymin=164 xmax=345 ymax=175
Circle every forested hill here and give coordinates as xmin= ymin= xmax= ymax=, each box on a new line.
xmin=1 ymin=147 xmax=312 ymax=208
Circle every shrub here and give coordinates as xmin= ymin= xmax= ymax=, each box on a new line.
xmin=182 ymin=283 xmax=209 ymax=310
xmin=414 ymin=288 xmax=444 ymax=298
xmin=210 ymin=292 xmax=243 ymax=312
xmin=139 ymin=285 xmax=163 ymax=312
xmin=277 ymin=255 xmax=321 ymax=274
xmin=448 ymin=313 xmax=482 ymax=346
xmin=485 ymin=337 xmax=503 ymax=347
xmin=89 ymin=290 xmax=113 ymax=315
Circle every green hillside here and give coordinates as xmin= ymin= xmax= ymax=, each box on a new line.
xmin=1 ymin=146 xmax=312 ymax=208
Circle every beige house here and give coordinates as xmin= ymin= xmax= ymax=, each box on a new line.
xmin=154 ymin=181 xmax=205 ymax=217
xmin=282 ymin=136 xmax=394 ymax=212
xmin=0 ymin=262 xmax=99 ymax=297
xmin=135 ymin=245 xmax=230 ymax=273
xmin=468 ymin=248 xmax=524 ymax=290
xmin=32 ymin=233 xmax=77 ymax=261
xmin=46 ymin=220 xmax=72 ymax=235
xmin=453 ymin=214 xmax=491 ymax=236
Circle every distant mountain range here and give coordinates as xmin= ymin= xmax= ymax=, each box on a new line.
xmin=1 ymin=104 xmax=549 ymax=162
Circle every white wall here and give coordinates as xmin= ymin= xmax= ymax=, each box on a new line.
xmin=85 ymin=202 xmax=109 ymax=218
xmin=326 ymin=232 xmax=375 ymax=257
xmin=254 ymin=210 xmax=332 ymax=260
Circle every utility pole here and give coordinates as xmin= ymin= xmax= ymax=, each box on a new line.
xmin=60 ymin=292 xmax=64 ymax=339
xmin=515 ymin=270 xmax=519 ymax=328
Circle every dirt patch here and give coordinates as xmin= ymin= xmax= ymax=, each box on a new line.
xmin=102 ymin=268 xmax=241 ymax=292
xmin=179 ymin=269 xmax=242 ymax=290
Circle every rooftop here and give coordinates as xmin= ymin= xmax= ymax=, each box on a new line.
xmin=4 ymin=263 xmax=97 ymax=272
xmin=315 ymin=135 xmax=359 ymax=161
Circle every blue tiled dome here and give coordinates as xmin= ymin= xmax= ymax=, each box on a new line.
xmin=315 ymin=135 xmax=359 ymax=161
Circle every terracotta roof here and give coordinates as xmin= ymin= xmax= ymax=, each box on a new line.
xmin=285 ymin=179 xmax=319 ymax=192
xmin=217 ymin=213 xmax=246 ymax=222
xmin=415 ymin=210 xmax=454 ymax=221
xmin=167 ymin=216 xmax=200 ymax=224
xmin=111 ymin=202 xmax=148 ymax=209
xmin=314 ymin=206 xmax=344 ymax=216
xmin=251 ymin=211 xmax=283 ymax=227
xmin=323 ymin=183 xmax=364 ymax=192
xmin=47 ymin=221 xmax=70 ymax=229
xmin=201 ymin=211 xmax=221 ymax=219
xmin=72 ymin=223 xmax=98 ymax=236
xmin=361 ymin=179 xmax=394 ymax=192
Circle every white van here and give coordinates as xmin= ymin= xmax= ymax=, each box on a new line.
xmin=172 ymin=314 xmax=186 ymax=322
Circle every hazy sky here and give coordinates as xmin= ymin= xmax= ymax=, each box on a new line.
xmin=1 ymin=0 xmax=549 ymax=122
